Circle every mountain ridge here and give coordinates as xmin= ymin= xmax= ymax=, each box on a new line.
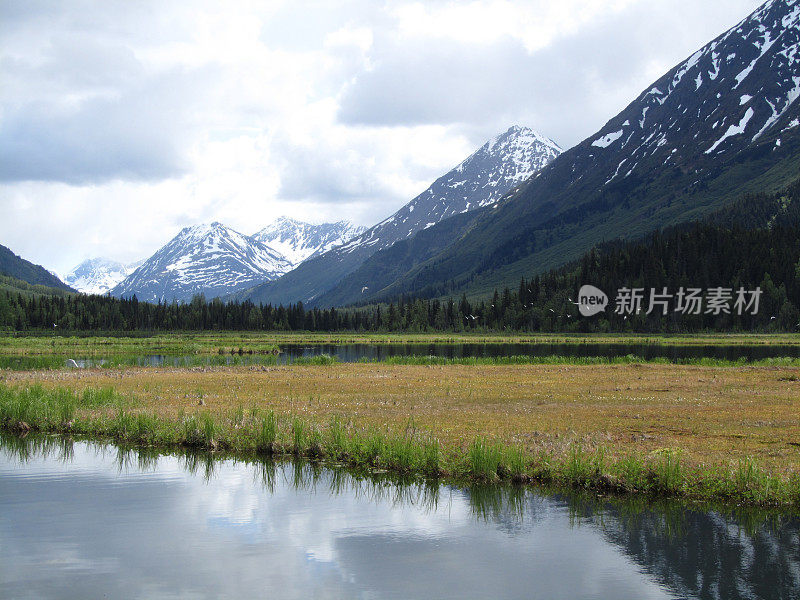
xmin=110 ymin=222 xmax=290 ymax=303
xmin=109 ymin=217 xmax=365 ymax=303
xmin=251 ymin=218 xmax=365 ymax=266
xmin=242 ymin=125 xmax=562 ymax=306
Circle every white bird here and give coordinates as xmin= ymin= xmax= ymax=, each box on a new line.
xmin=66 ymin=359 xmax=79 ymax=369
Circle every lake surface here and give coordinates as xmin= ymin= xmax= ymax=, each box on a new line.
xmin=1 ymin=433 xmax=797 ymax=599
xmin=3 ymin=341 xmax=800 ymax=370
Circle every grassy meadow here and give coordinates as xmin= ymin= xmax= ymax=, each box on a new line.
xmin=1 ymin=338 xmax=799 ymax=508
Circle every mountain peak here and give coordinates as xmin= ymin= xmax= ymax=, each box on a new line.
xmin=490 ymin=125 xmax=562 ymax=153
xmin=452 ymin=124 xmax=562 ymax=188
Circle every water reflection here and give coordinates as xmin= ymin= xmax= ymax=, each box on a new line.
xmin=1 ymin=433 xmax=797 ymax=599
xmin=279 ymin=342 xmax=800 ymax=363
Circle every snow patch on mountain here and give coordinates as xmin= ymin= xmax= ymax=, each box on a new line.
xmin=592 ymin=0 xmax=800 ymax=186
xmin=251 ymin=218 xmax=365 ymax=267
xmin=592 ymin=130 xmax=624 ymax=148
xmin=706 ymin=107 xmax=755 ymax=153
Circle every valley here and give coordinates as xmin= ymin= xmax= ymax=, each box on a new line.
xmin=4 ymin=1 xmax=800 ymax=597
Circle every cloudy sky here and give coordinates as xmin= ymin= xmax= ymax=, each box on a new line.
xmin=1 ymin=0 xmax=762 ymax=275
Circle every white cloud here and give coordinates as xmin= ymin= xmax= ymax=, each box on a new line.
xmin=390 ymin=0 xmax=638 ymax=50
xmin=0 ymin=0 xmax=762 ymax=273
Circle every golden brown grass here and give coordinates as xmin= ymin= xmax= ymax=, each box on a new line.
xmin=4 ymin=362 xmax=798 ymax=475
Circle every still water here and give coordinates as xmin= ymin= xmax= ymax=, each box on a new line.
xmin=1 ymin=434 xmax=797 ymax=599
xmin=2 ymin=342 xmax=800 ymax=370
xmin=277 ymin=342 xmax=800 ymax=362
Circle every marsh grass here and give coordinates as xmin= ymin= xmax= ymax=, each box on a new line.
xmin=563 ymin=445 xmax=595 ymax=487
xmin=468 ymin=437 xmax=503 ymax=481
xmin=420 ymin=438 xmax=441 ymax=477
xmin=81 ymin=387 xmax=121 ymax=408
xmin=0 ymin=383 xmax=798 ymax=509
xmin=326 ymin=416 xmax=350 ymax=460
xmin=0 ymin=334 xmax=280 ymax=357
xmin=6 ymin=332 xmax=800 ymax=372
xmin=651 ymin=450 xmax=684 ymax=494
xmin=291 ymin=418 xmax=306 ymax=455
xmin=504 ymin=446 xmax=528 ymax=482
xmin=306 ymin=425 xmax=324 ymax=458
xmin=616 ymin=454 xmax=648 ymax=491
xmin=255 ymin=411 xmax=278 ymax=454
xmin=6 ymin=332 xmax=800 ymax=357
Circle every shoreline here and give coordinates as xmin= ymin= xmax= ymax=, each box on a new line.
xmin=2 ymin=380 xmax=798 ymax=512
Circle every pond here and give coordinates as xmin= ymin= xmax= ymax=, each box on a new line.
xmin=1 ymin=433 xmax=797 ymax=599
xmin=2 ymin=341 xmax=800 ymax=370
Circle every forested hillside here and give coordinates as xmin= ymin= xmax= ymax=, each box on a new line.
xmin=0 ymin=245 xmax=73 ymax=292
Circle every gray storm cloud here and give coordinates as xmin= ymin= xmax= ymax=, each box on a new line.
xmin=337 ymin=1 xmax=762 ymax=149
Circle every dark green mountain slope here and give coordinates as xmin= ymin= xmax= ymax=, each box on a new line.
xmin=312 ymin=209 xmax=485 ymax=308
xmin=363 ymin=0 xmax=800 ymax=304
xmin=0 ymin=244 xmax=73 ymax=292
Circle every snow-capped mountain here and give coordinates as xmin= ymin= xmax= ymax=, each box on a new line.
xmin=111 ymin=222 xmax=291 ymax=303
xmin=357 ymin=0 xmax=800 ymax=303
xmin=242 ymin=125 xmax=562 ymax=306
xmin=251 ymin=218 xmax=365 ymax=267
xmin=64 ymin=258 xmax=143 ymax=295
